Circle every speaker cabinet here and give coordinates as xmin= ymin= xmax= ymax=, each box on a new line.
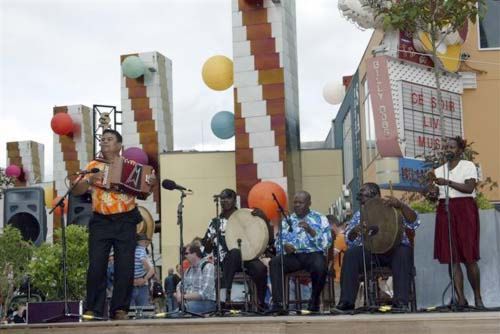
xmin=3 ymin=187 xmax=47 ymax=246
xmin=27 ymin=301 xmax=82 ymax=323
xmin=67 ymin=192 xmax=93 ymax=227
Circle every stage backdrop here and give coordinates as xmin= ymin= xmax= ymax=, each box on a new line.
xmin=415 ymin=209 xmax=500 ymax=308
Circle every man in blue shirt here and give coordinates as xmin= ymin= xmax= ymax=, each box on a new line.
xmin=335 ymin=183 xmax=419 ymax=311
xmin=269 ymin=191 xmax=332 ymax=312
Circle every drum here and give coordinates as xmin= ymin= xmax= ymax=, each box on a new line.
xmin=100 ymin=157 xmax=155 ymax=199
xmin=136 ymin=206 xmax=154 ymax=241
xmin=360 ymin=197 xmax=404 ymax=254
xmin=225 ymin=209 xmax=269 ymax=261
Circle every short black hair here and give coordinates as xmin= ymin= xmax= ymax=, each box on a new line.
xmin=449 ymin=136 xmax=466 ymax=150
xmin=220 ymin=188 xmax=237 ymax=199
xmin=102 ymin=129 xmax=123 ymax=143
xmin=363 ymin=182 xmax=381 ymax=198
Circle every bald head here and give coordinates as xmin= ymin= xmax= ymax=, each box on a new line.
xmin=293 ymin=191 xmax=311 ymax=218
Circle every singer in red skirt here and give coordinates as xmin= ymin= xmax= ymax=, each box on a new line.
xmin=426 ymin=136 xmax=484 ymax=308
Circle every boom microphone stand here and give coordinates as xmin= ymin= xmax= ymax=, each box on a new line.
xmin=271 ymin=193 xmax=291 ymax=315
xmin=169 ymin=189 xmax=203 ymax=318
xmin=44 ymin=175 xmax=97 ymax=322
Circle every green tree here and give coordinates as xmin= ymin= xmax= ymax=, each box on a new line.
xmin=0 ymin=226 xmax=34 ymax=318
xmin=364 ymin=0 xmax=485 ymax=141
xmin=29 ymin=225 xmax=89 ymax=301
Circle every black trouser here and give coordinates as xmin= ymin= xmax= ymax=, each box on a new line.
xmin=339 ymin=244 xmax=413 ymax=306
xmin=222 ymin=249 xmax=268 ymax=305
xmin=270 ymin=251 xmax=327 ymax=307
xmin=85 ymin=208 xmax=140 ymax=317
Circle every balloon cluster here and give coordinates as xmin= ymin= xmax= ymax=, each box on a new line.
xmin=201 ymin=55 xmax=235 ymax=140
xmin=5 ymin=164 xmax=22 ymax=178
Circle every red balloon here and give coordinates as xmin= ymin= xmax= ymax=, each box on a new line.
xmin=52 ymin=196 xmax=68 ymax=216
xmin=51 ymin=113 xmax=73 ymax=135
xmin=248 ymin=181 xmax=287 ymax=223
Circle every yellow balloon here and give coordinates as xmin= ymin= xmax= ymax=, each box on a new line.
xmin=202 ymin=55 xmax=234 ymax=91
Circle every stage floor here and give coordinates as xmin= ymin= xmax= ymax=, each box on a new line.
xmin=2 ymin=311 xmax=500 ymax=334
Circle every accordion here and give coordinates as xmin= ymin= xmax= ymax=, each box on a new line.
xmin=100 ymin=157 xmax=155 ymax=199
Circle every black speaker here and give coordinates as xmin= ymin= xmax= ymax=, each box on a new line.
xmin=67 ymin=192 xmax=93 ymax=227
xmin=27 ymin=301 xmax=82 ymax=323
xmin=3 ymin=187 xmax=47 ymax=246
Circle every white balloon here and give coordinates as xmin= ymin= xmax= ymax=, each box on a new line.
xmin=323 ymin=82 xmax=346 ymax=105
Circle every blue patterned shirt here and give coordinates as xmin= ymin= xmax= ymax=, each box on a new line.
xmin=345 ymin=210 xmax=420 ymax=248
xmin=275 ymin=210 xmax=332 ymax=254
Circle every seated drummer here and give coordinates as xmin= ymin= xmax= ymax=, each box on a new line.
xmin=335 ymin=183 xmax=419 ymax=311
xmin=269 ymin=191 xmax=332 ymax=313
xmin=201 ymin=188 xmax=273 ymax=310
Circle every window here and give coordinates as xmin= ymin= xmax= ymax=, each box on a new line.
xmin=343 ymin=110 xmax=354 ymax=185
xmin=479 ymin=0 xmax=500 ymax=49
xmin=363 ymin=78 xmax=378 ymax=168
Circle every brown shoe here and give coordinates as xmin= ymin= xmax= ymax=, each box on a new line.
xmin=112 ymin=310 xmax=128 ymax=320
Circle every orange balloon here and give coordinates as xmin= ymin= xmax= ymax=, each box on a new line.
xmin=52 ymin=196 xmax=68 ymax=215
xmin=248 ymin=181 xmax=287 ymax=223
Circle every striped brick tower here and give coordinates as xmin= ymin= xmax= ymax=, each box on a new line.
xmin=6 ymin=140 xmax=44 ymax=187
xmin=120 ymin=51 xmax=173 ymax=221
xmin=52 ymin=105 xmax=93 ymax=228
xmin=232 ymin=0 xmax=301 ymax=207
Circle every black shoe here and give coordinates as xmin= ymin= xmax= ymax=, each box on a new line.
xmin=307 ymin=304 xmax=320 ymax=313
xmin=268 ymin=302 xmax=287 ymax=315
xmin=334 ymin=302 xmax=355 ymax=311
xmin=392 ymin=302 xmax=409 ymax=312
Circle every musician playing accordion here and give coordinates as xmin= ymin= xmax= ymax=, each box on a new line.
xmin=335 ymin=182 xmax=420 ymax=312
xmin=72 ymin=129 xmax=155 ymax=320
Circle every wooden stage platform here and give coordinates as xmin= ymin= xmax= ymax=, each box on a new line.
xmin=2 ymin=311 xmax=500 ymax=334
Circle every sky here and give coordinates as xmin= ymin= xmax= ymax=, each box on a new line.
xmin=0 ymin=0 xmax=372 ymax=181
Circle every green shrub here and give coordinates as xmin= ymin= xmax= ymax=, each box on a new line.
xmin=29 ymin=225 xmax=88 ymax=301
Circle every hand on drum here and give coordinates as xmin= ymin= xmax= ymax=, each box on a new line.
xmin=284 ymin=243 xmax=296 ymax=254
xmin=382 ymin=196 xmax=403 ymax=209
xmin=251 ymin=208 xmax=269 ymax=222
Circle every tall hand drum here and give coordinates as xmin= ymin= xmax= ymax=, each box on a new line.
xmin=360 ymin=197 xmax=404 ymax=254
xmin=225 ymin=209 xmax=269 ymax=261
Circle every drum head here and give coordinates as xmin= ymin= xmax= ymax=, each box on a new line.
xmin=361 ymin=197 xmax=403 ymax=254
xmin=137 ymin=206 xmax=154 ymax=241
xmin=226 ymin=209 xmax=269 ymax=261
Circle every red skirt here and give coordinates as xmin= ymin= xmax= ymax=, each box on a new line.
xmin=434 ymin=197 xmax=480 ymax=264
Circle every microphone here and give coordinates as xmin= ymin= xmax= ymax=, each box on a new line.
xmin=367 ymin=225 xmax=379 ymax=236
xmin=74 ymin=168 xmax=100 ymax=176
xmin=273 ymin=192 xmax=293 ymax=232
xmin=161 ymin=179 xmax=193 ymax=193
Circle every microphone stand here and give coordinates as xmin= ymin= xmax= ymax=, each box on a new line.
xmin=444 ymin=161 xmax=458 ymax=311
xmin=169 ymin=190 xmax=203 ymax=318
xmin=271 ymin=194 xmax=289 ymax=315
xmin=44 ymin=175 xmax=94 ymax=322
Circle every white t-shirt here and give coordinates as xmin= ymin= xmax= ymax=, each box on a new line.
xmin=434 ymin=160 xmax=478 ymax=199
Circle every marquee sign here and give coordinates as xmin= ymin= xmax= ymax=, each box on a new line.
xmin=366 ymin=56 xmax=403 ymax=157
xmin=401 ymin=81 xmax=463 ymax=157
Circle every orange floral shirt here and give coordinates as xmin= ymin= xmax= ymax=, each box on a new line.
xmin=85 ymin=160 xmax=136 ymax=215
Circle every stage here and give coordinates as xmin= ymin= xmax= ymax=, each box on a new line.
xmin=2 ymin=311 xmax=500 ymax=334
